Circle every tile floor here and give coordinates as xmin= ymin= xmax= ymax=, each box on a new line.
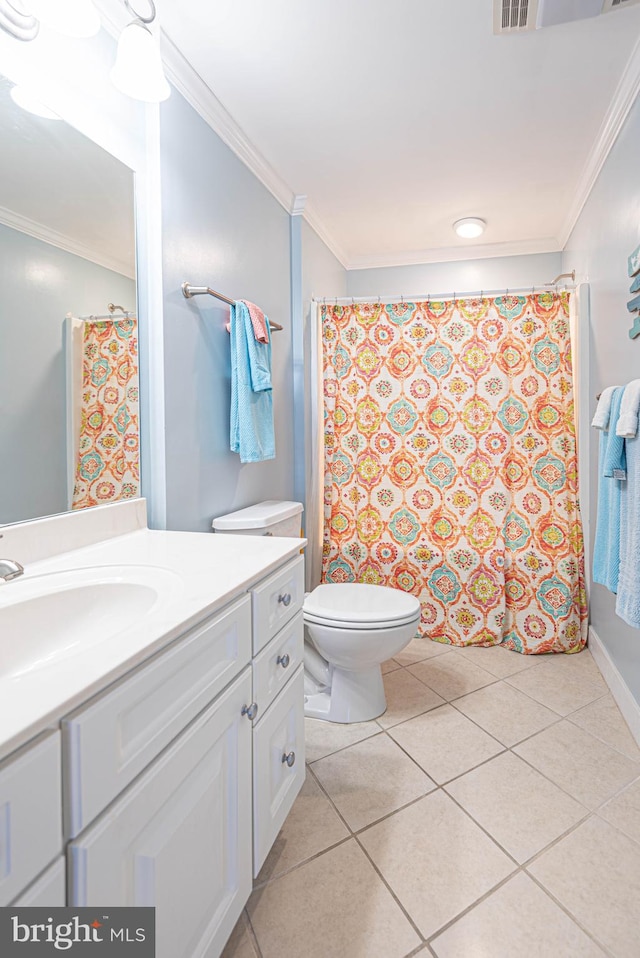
xmin=223 ymin=640 xmax=640 ymax=958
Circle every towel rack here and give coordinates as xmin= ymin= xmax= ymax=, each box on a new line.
xmin=181 ymin=282 xmax=284 ymax=331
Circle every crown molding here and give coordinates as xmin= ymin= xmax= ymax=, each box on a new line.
xmin=345 ymin=237 xmax=562 ymax=271
xmin=558 ymin=33 xmax=640 ymax=248
xmin=291 ymin=194 xmax=307 ymax=216
xmin=0 ymin=205 xmax=135 ymax=279
xmin=159 ymin=31 xmax=296 ymax=214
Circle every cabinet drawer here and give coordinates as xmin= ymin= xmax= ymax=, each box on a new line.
xmin=69 ymin=668 xmax=253 ymax=958
xmin=253 ymin=666 xmax=305 ymax=877
xmin=63 ymin=594 xmax=251 ymax=838
xmin=0 ymin=732 xmax=62 ymax=905
xmin=253 ymin=612 xmax=303 ymax=719
xmin=252 ymin=556 xmax=304 ymax=654
xmin=13 ymin=857 xmax=66 ymax=906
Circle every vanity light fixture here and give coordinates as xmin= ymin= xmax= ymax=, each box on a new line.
xmin=10 ymin=84 xmax=60 ymax=119
xmin=24 ymin=0 xmax=100 ymax=38
xmin=0 ymin=0 xmax=38 ymax=40
xmin=110 ymin=0 xmax=170 ymax=103
xmin=453 ymin=217 xmax=486 ymax=239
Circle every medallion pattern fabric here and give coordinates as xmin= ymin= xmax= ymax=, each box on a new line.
xmin=321 ymin=294 xmax=587 ymax=654
xmin=72 ymin=318 xmax=140 ymax=509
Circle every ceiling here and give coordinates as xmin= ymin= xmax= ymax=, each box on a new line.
xmin=0 ymin=76 xmax=135 ymax=278
xmin=156 ymin=0 xmax=640 ymax=268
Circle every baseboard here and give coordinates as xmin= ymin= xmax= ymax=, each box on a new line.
xmin=589 ymin=625 xmax=640 ymax=748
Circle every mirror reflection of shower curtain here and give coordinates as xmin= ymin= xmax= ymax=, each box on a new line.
xmin=66 ymin=315 xmax=140 ymax=510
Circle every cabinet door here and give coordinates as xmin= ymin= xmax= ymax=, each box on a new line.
xmin=253 ymin=666 xmax=305 ymax=876
xmin=63 ymin=594 xmax=251 ymax=838
xmin=13 ymin=858 xmax=66 ymax=906
xmin=0 ymin=731 xmax=62 ymax=905
xmin=69 ymin=668 xmax=253 ymax=958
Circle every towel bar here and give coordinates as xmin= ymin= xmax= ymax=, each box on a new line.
xmin=181 ymin=282 xmax=284 ymax=331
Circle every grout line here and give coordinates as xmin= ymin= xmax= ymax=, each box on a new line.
xmin=241 ymin=908 xmax=264 ymax=958
xmin=523 ymin=867 xmax=617 ymax=958
xmin=352 ymin=831 xmax=427 ymax=945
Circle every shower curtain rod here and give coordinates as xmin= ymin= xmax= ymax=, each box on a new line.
xmin=68 ymin=305 xmax=134 ymax=321
xmin=313 ymin=283 xmax=576 ymax=306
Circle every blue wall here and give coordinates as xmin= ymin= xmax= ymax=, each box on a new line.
xmin=159 ymin=91 xmax=294 ymax=532
xmin=346 ymin=251 xmax=563 ymax=299
xmin=564 ymin=94 xmax=640 ymax=705
xmin=0 ymin=223 xmax=135 ymax=524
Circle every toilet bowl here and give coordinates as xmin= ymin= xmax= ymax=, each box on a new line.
xmin=212 ymin=500 xmax=421 ymax=724
xmin=303 ymin=583 xmax=421 ymax=723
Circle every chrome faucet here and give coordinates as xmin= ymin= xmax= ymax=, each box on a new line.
xmin=0 ymin=559 xmax=24 ymax=581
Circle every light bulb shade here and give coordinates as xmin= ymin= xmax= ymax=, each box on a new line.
xmin=453 ymin=217 xmax=486 ymax=239
xmin=110 ymin=20 xmax=170 ymax=103
xmin=10 ymin=85 xmax=60 ymax=119
xmin=26 ymin=0 xmax=100 ymax=38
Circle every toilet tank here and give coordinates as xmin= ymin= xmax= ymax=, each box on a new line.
xmin=212 ymin=500 xmax=303 ymax=537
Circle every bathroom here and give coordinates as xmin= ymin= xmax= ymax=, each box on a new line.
xmin=1 ymin=0 xmax=640 ymax=955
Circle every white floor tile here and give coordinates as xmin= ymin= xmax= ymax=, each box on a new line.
xmin=378 ymin=667 xmax=445 ymax=729
xmin=360 ymin=790 xmax=515 ymax=939
xmin=453 ymin=680 xmax=560 ymax=747
xmin=389 ymin=704 xmax=504 ymax=784
xmin=248 ymin=839 xmax=421 ymax=958
xmin=530 ymin=816 xmax=640 ymax=958
xmin=445 ymin=751 xmax=586 ymax=863
xmin=514 ymin=720 xmax=640 ymax=810
xmin=431 ymin=872 xmax=606 ymax=958
xmin=312 ymin=732 xmax=435 ymax=831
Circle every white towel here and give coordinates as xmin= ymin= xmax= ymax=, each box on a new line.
xmin=616 ymin=379 xmax=640 ymax=438
xmin=591 ymin=386 xmax=617 ymax=430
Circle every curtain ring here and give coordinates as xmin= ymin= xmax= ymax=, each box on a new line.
xmin=401 ymin=294 xmax=404 ymax=304
xmin=323 ymin=297 xmax=326 ymax=306
xmin=124 ymin=0 xmax=156 ymax=23
xmin=427 ymin=292 xmax=431 ymax=305
xmin=480 ymin=290 xmax=484 ymax=303
xmin=351 ymin=297 xmax=355 ymax=306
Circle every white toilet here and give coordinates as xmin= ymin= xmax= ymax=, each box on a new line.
xmin=212 ymin=501 xmax=421 ymax=724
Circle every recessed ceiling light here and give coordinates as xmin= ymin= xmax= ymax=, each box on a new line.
xmin=10 ymin=85 xmax=60 ymax=120
xmin=454 ymin=217 xmax=486 ymax=239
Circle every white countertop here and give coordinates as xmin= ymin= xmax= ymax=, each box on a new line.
xmin=0 ymin=528 xmax=306 ymax=762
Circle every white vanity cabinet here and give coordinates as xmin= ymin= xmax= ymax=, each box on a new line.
xmin=58 ymin=551 xmax=306 ymax=957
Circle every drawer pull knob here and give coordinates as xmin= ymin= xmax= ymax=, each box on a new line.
xmin=282 ymin=751 xmax=296 ymax=768
xmin=278 ymin=592 xmax=292 ymax=607
xmin=242 ymin=702 xmax=259 ymax=721
xmin=277 ymin=653 xmax=291 ymax=669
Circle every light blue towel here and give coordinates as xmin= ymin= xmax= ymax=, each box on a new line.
xmin=230 ymin=301 xmax=275 ymax=463
xmin=593 ymin=386 xmax=626 ymax=592
xmin=617 ymin=432 xmax=640 ymax=627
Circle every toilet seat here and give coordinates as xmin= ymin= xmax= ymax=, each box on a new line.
xmin=304 ymin=583 xmax=421 ymax=629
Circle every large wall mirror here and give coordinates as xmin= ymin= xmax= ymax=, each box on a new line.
xmin=0 ymin=74 xmax=138 ymax=526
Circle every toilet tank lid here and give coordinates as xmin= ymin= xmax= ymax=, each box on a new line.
xmin=212 ymin=500 xmax=303 ymax=531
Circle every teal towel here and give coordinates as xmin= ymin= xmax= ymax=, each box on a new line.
xmin=230 ymin=301 xmax=275 ymax=463
xmin=617 ymin=433 xmax=640 ymax=627
xmin=593 ymin=386 xmax=625 ymax=592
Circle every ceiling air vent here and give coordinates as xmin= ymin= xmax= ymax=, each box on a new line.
xmin=494 ymin=0 xmax=539 ymax=33
xmin=495 ymin=0 xmax=640 ymax=32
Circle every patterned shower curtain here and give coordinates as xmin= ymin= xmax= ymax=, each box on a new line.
xmin=321 ymin=293 xmax=588 ymax=654
xmin=72 ymin=317 xmax=140 ymax=509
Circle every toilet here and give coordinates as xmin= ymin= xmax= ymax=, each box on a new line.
xmin=213 ymin=500 xmax=421 ymax=724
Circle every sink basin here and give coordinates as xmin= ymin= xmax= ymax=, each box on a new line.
xmin=0 ymin=566 xmax=182 ymax=680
